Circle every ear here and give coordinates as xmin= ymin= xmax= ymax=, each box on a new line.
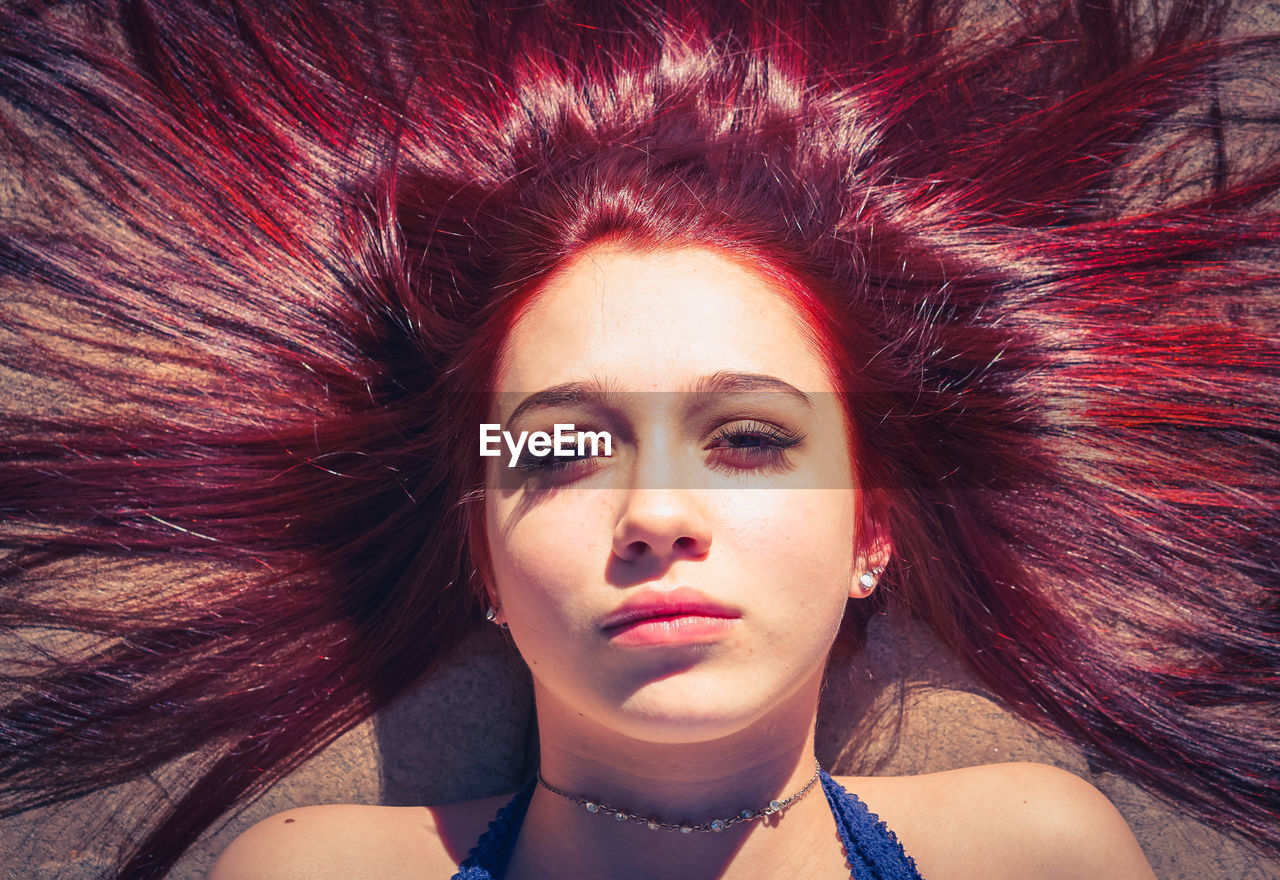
xmin=478 ymin=572 xmax=506 ymax=626
xmin=465 ymin=486 xmax=505 ymax=619
xmin=849 ymin=533 xmax=892 ymax=600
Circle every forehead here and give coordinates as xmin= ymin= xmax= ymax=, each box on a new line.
xmin=496 ymin=246 xmax=837 ymax=394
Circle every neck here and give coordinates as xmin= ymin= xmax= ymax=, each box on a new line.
xmin=508 ymin=675 xmax=847 ymax=880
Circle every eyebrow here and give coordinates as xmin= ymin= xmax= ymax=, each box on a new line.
xmin=692 ymin=372 xmax=816 ymax=408
xmin=506 ymin=379 xmax=617 ymax=425
xmin=505 ymin=371 xmax=815 ymax=424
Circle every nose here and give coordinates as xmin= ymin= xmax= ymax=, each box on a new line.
xmin=611 ymin=489 xmax=712 ymax=565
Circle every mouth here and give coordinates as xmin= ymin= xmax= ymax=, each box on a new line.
xmin=601 ymin=587 xmax=740 ymax=647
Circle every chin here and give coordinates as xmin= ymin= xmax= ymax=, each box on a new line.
xmin=607 ymin=703 xmax=767 ymax=746
xmin=535 ymin=653 xmax=828 ymax=746
xmin=605 ymin=676 xmax=806 ymax=745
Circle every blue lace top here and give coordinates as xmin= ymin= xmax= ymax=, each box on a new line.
xmin=452 ymin=770 xmax=924 ymax=879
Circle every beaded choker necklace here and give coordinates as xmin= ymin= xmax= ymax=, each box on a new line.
xmin=535 ymin=759 xmax=822 ymax=834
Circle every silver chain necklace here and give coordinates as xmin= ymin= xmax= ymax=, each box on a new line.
xmin=535 ymin=759 xmax=822 ymax=834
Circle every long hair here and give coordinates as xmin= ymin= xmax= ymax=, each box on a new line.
xmin=1 ymin=1 xmax=1277 ymax=877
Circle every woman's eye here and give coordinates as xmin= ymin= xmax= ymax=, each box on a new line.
xmin=705 ymin=420 xmax=804 ymax=472
xmin=512 ymin=433 xmax=610 ymax=482
xmin=512 ymin=451 xmax=593 ymax=472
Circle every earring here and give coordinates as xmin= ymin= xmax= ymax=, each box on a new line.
xmin=857 ymin=567 xmax=885 ymax=591
xmin=485 ymin=606 xmax=509 ymax=629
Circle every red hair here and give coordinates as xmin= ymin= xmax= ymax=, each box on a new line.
xmin=1 ymin=1 xmax=1277 ymax=876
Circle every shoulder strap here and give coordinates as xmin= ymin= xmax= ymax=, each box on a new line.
xmin=821 ymin=771 xmax=924 ymax=880
xmin=451 ymin=777 xmax=538 ymax=880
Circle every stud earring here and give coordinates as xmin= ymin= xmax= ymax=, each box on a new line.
xmin=485 ymin=606 xmax=509 ymax=629
xmin=857 ymin=566 xmax=885 ymax=591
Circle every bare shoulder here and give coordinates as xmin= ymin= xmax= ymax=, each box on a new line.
xmin=207 ymin=794 xmax=511 ymax=880
xmin=839 ymin=762 xmax=1156 ymax=880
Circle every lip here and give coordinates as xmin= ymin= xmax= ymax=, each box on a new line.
xmin=601 ymin=587 xmax=741 ymax=647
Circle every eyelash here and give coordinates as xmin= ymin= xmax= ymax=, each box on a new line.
xmin=512 ymin=446 xmax=600 ymax=474
xmin=511 ymin=429 xmax=608 ymax=477
xmin=704 ymin=420 xmax=804 ymax=472
xmin=512 ymin=420 xmax=804 ymax=478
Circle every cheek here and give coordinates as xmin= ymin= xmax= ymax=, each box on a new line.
xmin=486 ymin=494 xmax=613 ymax=612
xmin=713 ymin=490 xmax=856 ymax=596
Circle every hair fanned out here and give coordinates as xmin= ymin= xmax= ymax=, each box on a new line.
xmin=0 ymin=1 xmax=1276 ymax=877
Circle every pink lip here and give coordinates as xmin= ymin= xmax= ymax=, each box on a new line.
xmin=601 ymin=587 xmax=740 ymax=647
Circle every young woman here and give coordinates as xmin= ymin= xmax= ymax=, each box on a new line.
xmin=206 ymin=245 xmax=1160 ymax=878
xmin=1 ymin=1 xmax=1276 ymax=878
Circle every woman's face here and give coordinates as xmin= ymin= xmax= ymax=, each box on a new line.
xmin=484 ymin=246 xmax=870 ymax=746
